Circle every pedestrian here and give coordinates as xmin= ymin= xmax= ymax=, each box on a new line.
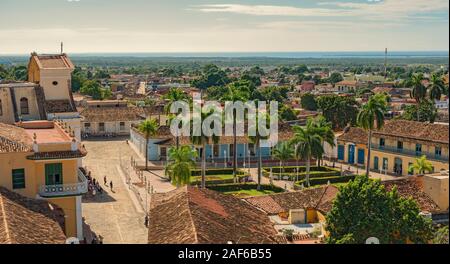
xmin=144 ymin=214 xmax=149 ymax=227
xmin=110 ymin=180 xmax=113 ymax=191
xmin=104 ymin=175 xmax=107 ymax=185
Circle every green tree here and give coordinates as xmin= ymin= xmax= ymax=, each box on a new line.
xmin=164 ymin=88 xmax=189 ymax=148
xmin=80 ymin=80 xmax=111 ymax=100
xmin=409 ymin=155 xmax=433 ymax=175
xmin=326 ymin=176 xmax=433 ymax=244
xmin=272 ymin=142 xmax=294 ymax=180
xmin=309 ymin=115 xmax=335 ymax=168
xmin=400 ymin=99 xmax=437 ymax=123
xmin=191 ymin=64 xmax=230 ymax=90
xmin=327 ymin=72 xmax=343 ymax=84
xmin=279 ymin=105 xmax=299 ymax=121
xmin=300 ymin=93 xmax=318 ymax=111
xmin=410 ymin=73 xmax=427 ymax=121
xmin=248 ymin=113 xmax=270 ymax=190
xmin=317 ymin=95 xmax=359 ymax=129
xmin=357 ymin=94 xmax=388 ymax=176
xmin=11 ymin=65 xmax=28 ymax=81
xmin=428 ymin=73 xmax=445 ymax=101
xmin=221 ymin=84 xmax=249 ymax=183
xmin=165 ymin=146 xmax=197 ymax=187
xmin=191 ymin=109 xmax=220 ymax=189
xmin=291 ymin=122 xmax=324 ymax=186
xmin=138 ymin=118 xmax=159 ymax=170
xmin=433 ymin=226 xmax=449 ymax=244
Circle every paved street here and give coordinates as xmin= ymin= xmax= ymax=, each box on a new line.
xmin=81 ymin=139 xmax=148 ymax=244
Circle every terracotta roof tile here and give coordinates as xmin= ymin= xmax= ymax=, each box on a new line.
xmin=148 ymin=186 xmax=280 ymax=244
xmin=80 ymin=107 xmax=146 ymax=122
xmin=0 ymin=187 xmax=66 ymax=244
xmin=45 ymin=100 xmax=76 ymax=113
xmin=373 ymin=120 xmax=449 ymax=144
xmin=337 ymin=127 xmax=368 ymax=145
xmin=382 ymin=177 xmax=442 ymax=213
xmin=244 ymin=185 xmax=339 ymax=214
xmin=0 ymin=123 xmax=32 ymax=153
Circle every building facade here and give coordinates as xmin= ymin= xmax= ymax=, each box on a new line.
xmin=370 ymin=120 xmax=449 ymax=176
xmin=336 ymin=127 xmax=368 ymax=167
xmin=0 ymin=121 xmax=87 ymax=240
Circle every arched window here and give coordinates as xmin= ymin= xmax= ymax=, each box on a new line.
xmin=0 ymin=99 xmax=3 ymax=116
xmin=20 ymin=97 xmax=29 ymax=115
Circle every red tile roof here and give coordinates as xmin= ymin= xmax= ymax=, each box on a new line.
xmin=148 ymin=186 xmax=280 ymax=244
xmin=244 ymin=185 xmax=339 ymax=215
xmin=0 ymin=187 xmax=66 ymax=244
xmin=337 ymin=127 xmax=368 ymax=145
xmin=373 ymin=120 xmax=449 ymax=144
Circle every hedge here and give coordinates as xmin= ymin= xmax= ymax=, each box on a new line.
xmin=263 ymin=166 xmax=341 ymax=181
xmin=191 ymin=168 xmax=246 ymax=176
xmin=264 ymin=166 xmax=338 ymax=174
xmin=190 ymin=174 xmax=248 ymax=186
xmin=294 ymin=175 xmax=357 ymax=189
xmin=207 ymin=183 xmax=285 ymax=193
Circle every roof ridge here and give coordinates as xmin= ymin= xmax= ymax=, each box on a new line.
xmin=185 ymin=186 xmax=199 ymax=244
xmin=0 ymin=191 xmax=12 ymax=244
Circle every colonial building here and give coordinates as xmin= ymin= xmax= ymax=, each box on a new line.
xmin=370 ymin=120 xmax=449 ymax=176
xmin=79 ymin=100 xmax=146 ymax=137
xmin=0 ymin=120 xmax=87 ymax=240
xmin=336 ymin=127 xmax=368 ymax=167
xmin=130 ymin=123 xmax=294 ymax=162
xmin=0 ymin=53 xmax=81 ymax=140
xmin=335 ymin=80 xmax=360 ymax=93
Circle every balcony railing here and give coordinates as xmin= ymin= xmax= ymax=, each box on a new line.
xmin=38 ymin=169 xmax=88 ymax=198
xmin=371 ymin=144 xmax=449 ymax=162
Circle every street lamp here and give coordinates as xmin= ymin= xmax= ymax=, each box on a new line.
xmin=224 ymin=150 xmax=227 ymax=168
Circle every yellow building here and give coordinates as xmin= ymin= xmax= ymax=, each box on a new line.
xmin=370 ymin=120 xmax=449 ymax=176
xmin=336 ymin=127 xmax=368 ymax=168
xmin=0 ymin=120 xmax=87 ymax=240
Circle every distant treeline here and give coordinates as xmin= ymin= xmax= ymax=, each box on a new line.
xmin=1 ymin=55 xmax=448 ymax=69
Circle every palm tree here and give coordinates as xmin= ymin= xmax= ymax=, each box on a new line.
xmin=409 ymin=155 xmax=433 ymax=175
xmin=291 ymin=123 xmax=324 ymax=187
xmin=410 ymin=73 xmax=427 ymax=121
xmin=429 ymin=73 xmax=444 ymax=101
xmin=164 ymin=88 xmax=189 ymax=148
xmin=165 ymin=146 xmax=197 ymax=187
xmin=357 ymin=93 xmax=387 ymax=176
xmin=138 ymin=118 xmax=159 ymax=170
xmin=220 ymin=85 xmax=249 ymax=183
xmin=248 ymin=113 xmax=269 ymax=190
xmin=191 ymin=109 xmax=220 ymax=189
xmin=272 ymin=142 xmax=294 ymax=180
xmin=309 ymin=115 xmax=335 ymax=168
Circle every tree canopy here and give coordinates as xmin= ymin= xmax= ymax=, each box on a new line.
xmin=317 ymin=95 xmax=359 ymax=130
xmin=326 ymin=176 xmax=433 ymax=244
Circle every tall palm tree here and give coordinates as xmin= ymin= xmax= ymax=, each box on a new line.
xmin=248 ymin=113 xmax=269 ymax=190
xmin=429 ymin=73 xmax=444 ymax=101
xmin=272 ymin=142 xmax=294 ymax=180
xmin=164 ymin=88 xmax=189 ymax=148
xmin=409 ymin=155 xmax=433 ymax=175
xmin=357 ymin=93 xmax=387 ymax=177
xmin=410 ymin=73 xmax=427 ymax=121
xmin=309 ymin=115 xmax=335 ymax=168
xmin=191 ymin=109 xmax=220 ymax=189
xmin=291 ymin=123 xmax=324 ymax=187
xmin=138 ymin=118 xmax=159 ymax=170
xmin=220 ymin=85 xmax=249 ymax=183
xmin=165 ymin=146 xmax=197 ymax=187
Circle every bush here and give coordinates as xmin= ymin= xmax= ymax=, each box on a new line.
xmin=263 ymin=166 xmax=341 ymax=181
xmin=191 ymin=168 xmax=246 ymax=176
xmin=190 ymin=174 xmax=248 ymax=186
xmin=294 ymin=175 xmax=356 ymax=189
xmin=207 ymin=183 xmax=285 ymax=193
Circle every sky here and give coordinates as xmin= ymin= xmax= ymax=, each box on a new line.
xmin=0 ymin=0 xmax=448 ymax=54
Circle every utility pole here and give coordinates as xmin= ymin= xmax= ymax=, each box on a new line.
xmin=61 ymin=42 xmax=64 ymax=54
xmin=384 ymin=48 xmax=388 ymax=80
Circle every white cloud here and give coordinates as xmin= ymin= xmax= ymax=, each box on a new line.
xmin=193 ymin=0 xmax=448 ymax=21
